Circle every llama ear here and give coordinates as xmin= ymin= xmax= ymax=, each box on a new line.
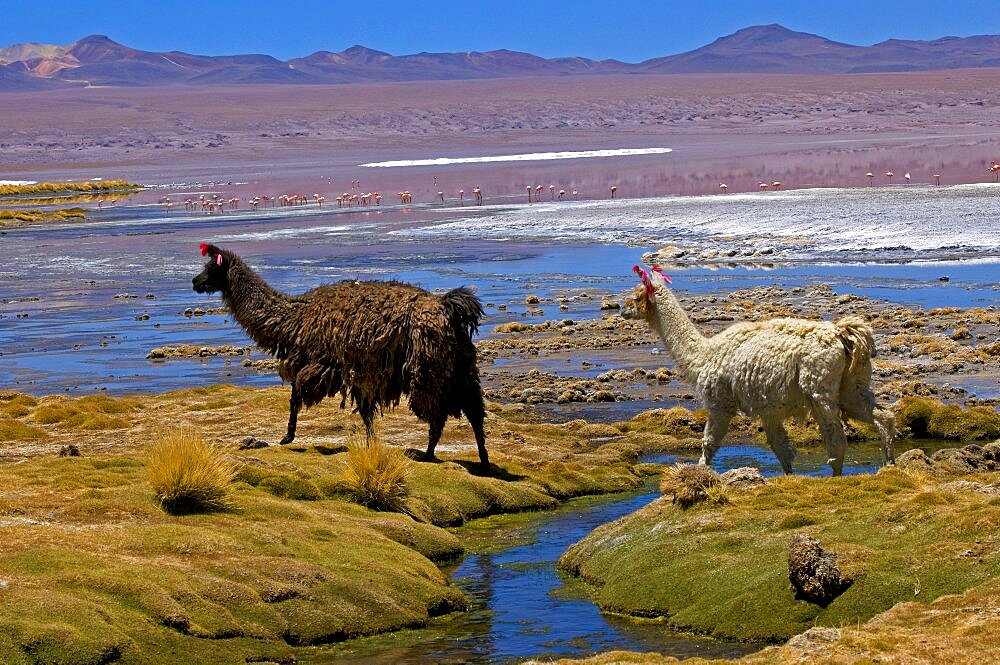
xmin=200 ymin=243 xmax=223 ymax=261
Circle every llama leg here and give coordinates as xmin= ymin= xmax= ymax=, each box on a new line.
xmin=762 ymin=414 xmax=796 ymax=475
xmin=814 ymin=402 xmax=848 ymax=476
xmin=424 ymin=413 xmax=448 ymax=462
xmin=699 ymin=408 xmax=733 ymax=467
xmin=873 ymin=407 xmax=897 ymax=466
xmin=841 ymin=388 xmax=896 ymax=466
xmin=463 ymin=391 xmax=490 ymax=466
xmin=279 ymin=383 xmax=302 ymax=445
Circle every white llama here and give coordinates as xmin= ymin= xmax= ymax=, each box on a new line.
xmin=622 ymin=266 xmax=895 ymax=476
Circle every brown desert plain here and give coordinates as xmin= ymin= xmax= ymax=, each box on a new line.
xmin=4 ymin=69 xmax=1000 ymax=195
xmin=1 ymin=69 xmax=1000 ymax=664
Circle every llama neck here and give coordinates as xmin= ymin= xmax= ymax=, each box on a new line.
xmin=221 ymin=257 xmax=300 ymax=356
xmin=645 ymin=286 xmax=708 ymax=382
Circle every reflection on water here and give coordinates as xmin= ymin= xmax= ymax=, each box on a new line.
xmin=316 ymin=441 xmax=925 ymax=664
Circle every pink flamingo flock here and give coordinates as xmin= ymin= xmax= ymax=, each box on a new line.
xmin=157 ymin=158 xmax=1000 ymax=216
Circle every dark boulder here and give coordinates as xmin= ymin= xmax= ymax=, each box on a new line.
xmin=788 ymin=534 xmax=852 ymax=607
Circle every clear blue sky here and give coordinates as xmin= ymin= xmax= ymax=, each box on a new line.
xmin=3 ymin=0 xmax=998 ymax=62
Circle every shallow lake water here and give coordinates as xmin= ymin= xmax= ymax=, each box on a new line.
xmin=1 ymin=186 xmax=998 ymax=396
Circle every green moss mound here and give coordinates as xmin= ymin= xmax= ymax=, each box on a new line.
xmin=896 ymin=397 xmax=1000 ymax=441
xmin=560 ymin=469 xmax=1000 ymax=643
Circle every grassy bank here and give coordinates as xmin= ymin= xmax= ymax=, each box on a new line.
xmin=0 ymin=207 xmax=87 ymax=225
xmin=1 ymin=385 xmax=997 ymax=662
xmin=0 ymin=180 xmax=141 ymax=198
xmin=558 ymin=466 xmax=1000 ymax=645
xmin=0 ymin=384 xmax=650 ymax=663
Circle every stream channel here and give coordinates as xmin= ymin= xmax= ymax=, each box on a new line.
xmin=308 ymin=441 xmax=927 ymax=664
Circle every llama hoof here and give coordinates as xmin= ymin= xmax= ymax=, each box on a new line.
xmin=404 ymin=448 xmax=436 ymax=462
xmin=278 ymin=435 xmax=294 ymax=446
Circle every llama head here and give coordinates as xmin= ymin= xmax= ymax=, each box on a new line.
xmin=621 ymin=265 xmax=671 ymax=320
xmin=192 ymin=243 xmax=230 ymax=294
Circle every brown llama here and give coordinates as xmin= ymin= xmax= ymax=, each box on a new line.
xmin=192 ymin=244 xmax=490 ymax=465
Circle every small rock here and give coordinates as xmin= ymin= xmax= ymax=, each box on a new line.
xmin=237 ymin=436 xmax=269 ymax=450
xmin=720 ymin=466 xmax=766 ymax=489
xmin=894 ymin=448 xmax=940 ymax=475
xmin=600 ymin=299 xmax=621 ymax=310
xmin=59 ymin=444 xmax=81 ymax=457
xmin=786 ymin=626 xmax=841 ymax=652
xmin=525 ymin=294 xmax=540 ymax=304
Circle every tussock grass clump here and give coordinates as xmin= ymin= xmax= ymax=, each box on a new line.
xmin=0 ymin=418 xmax=48 ymax=441
xmin=659 ymin=463 xmax=724 ymax=507
xmin=32 ymin=394 xmax=136 ymax=430
xmin=0 ymin=392 xmax=38 ymax=417
xmin=147 ymin=430 xmax=235 ymax=514
xmin=342 ymin=432 xmax=410 ymax=512
xmin=896 ymin=397 xmax=1000 ymax=440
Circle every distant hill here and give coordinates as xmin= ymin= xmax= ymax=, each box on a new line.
xmin=4 ymin=25 xmax=1000 ymax=90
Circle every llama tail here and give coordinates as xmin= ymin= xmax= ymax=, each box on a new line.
xmin=441 ymin=287 xmax=484 ymax=338
xmin=835 ymin=315 xmax=876 ymax=378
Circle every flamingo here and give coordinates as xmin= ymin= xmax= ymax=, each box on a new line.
xmin=904 ymin=172 xmax=911 ymax=185
xmin=932 ymin=173 xmax=941 ymax=185
xmin=885 ymin=170 xmax=895 ymax=184
xmin=473 ymin=186 xmax=482 ymax=204
xmin=866 ymin=172 xmax=874 ymax=186
xmin=549 ymin=184 xmax=556 ymax=200
xmin=437 ymin=191 xmax=445 ymax=203
xmin=610 ymin=185 xmax=618 ymax=199
xmin=759 ymin=182 xmax=769 ymax=191
xmin=771 ymin=181 xmax=781 ymax=191
xmin=459 ymin=189 xmax=464 ymax=203
xmin=535 ymin=184 xmax=544 ymax=201
xmin=572 ymin=190 xmax=578 ymax=198
xmin=719 ymin=183 xmax=728 ymax=194
xmin=558 ymin=189 xmax=565 ymax=200
xmin=526 ymin=185 xmax=532 ymax=203
xmin=989 ymin=162 xmax=1000 ymax=182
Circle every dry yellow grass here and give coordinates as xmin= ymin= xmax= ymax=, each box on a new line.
xmin=147 ymin=429 xmax=236 ymax=514
xmin=659 ymin=462 xmax=723 ymax=507
xmin=0 ymin=180 xmax=140 ymax=197
xmin=342 ymin=430 xmax=411 ymax=512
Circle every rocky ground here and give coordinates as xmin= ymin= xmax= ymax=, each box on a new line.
xmin=474 ymin=283 xmax=999 ymax=412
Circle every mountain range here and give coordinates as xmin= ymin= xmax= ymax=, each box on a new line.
xmin=4 ymin=24 xmax=1000 ymax=90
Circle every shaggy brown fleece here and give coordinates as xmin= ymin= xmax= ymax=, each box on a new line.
xmin=192 ymin=244 xmax=489 ymax=465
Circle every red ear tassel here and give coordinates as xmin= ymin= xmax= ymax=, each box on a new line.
xmin=651 ymin=266 xmax=672 ymax=284
xmin=632 ymin=265 xmax=655 ymax=297
xmin=199 ymin=243 xmax=210 ymax=256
